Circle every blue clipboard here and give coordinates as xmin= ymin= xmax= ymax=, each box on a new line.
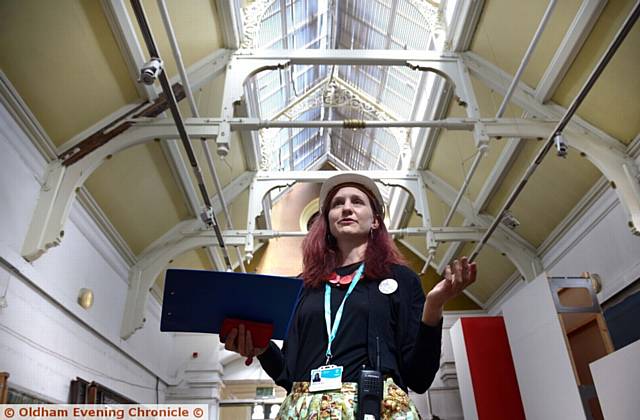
xmin=160 ymin=269 xmax=303 ymax=340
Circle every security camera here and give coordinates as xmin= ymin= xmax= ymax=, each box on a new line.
xmin=138 ymin=57 xmax=163 ymax=85
xmin=554 ymin=132 xmax=568 ymax=158
xmin=500 ymin=210 xmax=520 ymax=230
xmin=200 ymin=206 xmax=214 ymax=227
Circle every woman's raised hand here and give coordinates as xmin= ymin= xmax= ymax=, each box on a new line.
xmin=223 ymin=324 xmax=267 ymax=364
xmin=423 ymin=257 xmax=477 ymax=325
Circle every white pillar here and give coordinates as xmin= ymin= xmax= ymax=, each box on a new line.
xmin=165 ymin=335 xmax=224 ymax=420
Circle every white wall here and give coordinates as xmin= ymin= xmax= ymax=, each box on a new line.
xmin=590 ymin=338 xmax=640 ymax=420
xmin=491 ymin=185 xmax=640 ymax=313
xmin=543 ymin=187 xmax=640 ymax=302
xmin=0 ymin=102 xmax=174 ymax=402
xmin=487 ymin=177 xmax=640 ymax=419
xmin=447 ymin=320 xmax=476 ymax=420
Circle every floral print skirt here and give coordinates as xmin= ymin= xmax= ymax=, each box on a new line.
xmin=276 ymin=378 xmax=422 ymax=420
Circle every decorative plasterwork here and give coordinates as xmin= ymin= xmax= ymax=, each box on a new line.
xmin=407 ymin=0 xmax=446 ymax=35
xmin=283 ymin=77 xmax=403 ymax=125
xmin=323 ymin=78 xmax=412 ymax=165
xmin=257 ymin=131 xmax=292 ymax=171
xmin=239 ymin=0 xmax=272 ymax=50
xmin=258 ymin=76 xmax=411 ymax=170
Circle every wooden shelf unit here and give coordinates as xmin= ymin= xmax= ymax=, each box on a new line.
xmin=502 ymin=272 xmax=614 ymax=420
xmin=0 ymin=372 xmax=8 ymax=404
xmin=550 ymin=275 xmax=614 ymax=420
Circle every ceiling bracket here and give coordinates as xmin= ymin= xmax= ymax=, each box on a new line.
xmin=120 ymin=171 xmax=254 ymax=339
xmin=21 ymin=121 xmax=220 ymax=262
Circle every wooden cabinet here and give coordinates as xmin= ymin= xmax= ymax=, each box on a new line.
xmin=69 ymin=378 xmax=136 ymax=404
xmin=0 ymin=372 xmax=8 ymax=404
xmin=552 ymin=280 xmax=614 ymax=420
xmin=503 ymin=273 xmax=612 ymax=420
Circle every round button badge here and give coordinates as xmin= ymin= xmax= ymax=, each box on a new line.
xmin=378 ymin=278 xmax=398 ymax=294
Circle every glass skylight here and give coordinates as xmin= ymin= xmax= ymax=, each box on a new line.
xmin=244 ymin=0 xmax=449 ymax=176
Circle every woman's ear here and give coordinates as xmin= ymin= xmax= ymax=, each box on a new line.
xmin=372 ymin=216 xmax=380 ymax=229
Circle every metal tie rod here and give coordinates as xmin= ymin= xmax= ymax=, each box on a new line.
xmin=129 ymin=0 xmax=233 ymax=270
xmin=248 ymin=120 xmax=477 ymax=129
xmin=431 ymin=0 xmax=557 ymax=275
xmin=469 ymin=0 xmax=640 ymax=263
xmin=156 ymin=0 xmax=245 ymax=272
xmin=496 ymin=0 xmax=557 ymax=118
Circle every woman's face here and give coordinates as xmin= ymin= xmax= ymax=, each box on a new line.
xmin=327 ymin=186 xmax=379 ymax=242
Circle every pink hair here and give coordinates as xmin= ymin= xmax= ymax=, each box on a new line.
xmin=301 ymin=186 xmax=405 ymax=288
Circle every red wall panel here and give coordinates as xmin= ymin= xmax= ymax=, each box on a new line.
xmin=461 ymin=317 xmax=525 ymax=419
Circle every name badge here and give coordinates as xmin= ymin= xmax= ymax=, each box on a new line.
xmin=308 ymin=365 xmax=343 ymax=392
xmin=379 ymin=278 xmax=398 ymax=294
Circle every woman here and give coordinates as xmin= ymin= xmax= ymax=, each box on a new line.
xmin=224 ymin=173 xmax=476 ymax=419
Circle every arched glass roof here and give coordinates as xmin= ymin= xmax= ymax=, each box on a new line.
xmin=243 ymin=0 xmax=452 ymax=172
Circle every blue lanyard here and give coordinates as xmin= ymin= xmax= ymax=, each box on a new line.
xmin=323 ymin=263 xmax=365 ymax=364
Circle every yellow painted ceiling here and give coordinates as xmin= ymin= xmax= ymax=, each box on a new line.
xmin=404 ymin=187 xmax=520 ymax=305
xmin=484 ymin=138 xmax=602 ymax=247
xmin=227 ymin=189 xmax=250 ymax=230
xmin=0 ymin=0 xmax=245 ymax=278
xmin=397 ymin=241 xmax=480 ymax=311
xmin=404 ymin=191 xmax=465 ymax=265
xmin=1 ymin=0 xmax=637 ymax=311
xmin=456 ymin=241 xmax=516 ymax=304
xmin=424 ymin=0 xmax=639 ymax=303
xmin=553 ymin=0 xmax=640 ymax=143
xmin=471 ymin=0 xmax=640 ymax=143
xmin=470 ymin=73 xmax=525 ymax=119
xmin=86 ymin=77 xmax=248 ymax=271
xmin=152 ymin=247 xmax=214 ymax=299
xmin=470 ymin=0 xmax=583 ymax=89
xmin=428 ymin=76 xmax=522 ymax=205
xmin=124 ymin=0 xmax=224 ymax=81
xmin=185 ymin=132 xmax=248 ymax=198
xmin=85 ymin=142 xmax=192 ymax=254
xmin=0 ymin=0 xmax=139 ymax=145
xmin=194 ymin=71 xmax=227 ymax=117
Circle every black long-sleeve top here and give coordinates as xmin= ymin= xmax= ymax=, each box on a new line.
xmin=257 ymin=263 xmax=443 ymax=394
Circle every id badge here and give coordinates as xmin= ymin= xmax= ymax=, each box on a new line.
xmin=308 ymin=365 xmax=343 ymax=392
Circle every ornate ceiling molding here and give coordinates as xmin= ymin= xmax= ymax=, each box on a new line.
xmin=259 ymin=132 xmax=277 ymax=170
xmin=239 ymin=0 xmax=272 ymax=50
xmin=319 ymin=78 xmax=411 ymax=165
xmin=258 ymin=76 xmax=412 ymax=170
xmin=407 ymin=0 xmax=446 ymax=36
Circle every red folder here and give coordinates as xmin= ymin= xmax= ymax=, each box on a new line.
xmin=220 ymin=318 xmax=274 ymax=348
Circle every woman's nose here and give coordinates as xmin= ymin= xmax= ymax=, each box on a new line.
xmin=342 ymin=201 xmax=354 ymax=213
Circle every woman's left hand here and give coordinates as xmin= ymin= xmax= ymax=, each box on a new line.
xmin=422 ymin=257 xmax=477 ymax=325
